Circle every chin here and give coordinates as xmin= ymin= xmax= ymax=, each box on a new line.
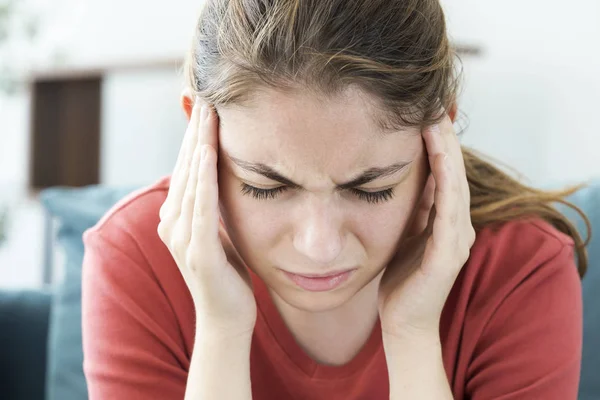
xmin=256 ymin=266 xmax=383 ymax=313
xmin=272 ymin=286 xmax=356 ymax=313
xmin=268 ymin=269 xmax=376 ymax=313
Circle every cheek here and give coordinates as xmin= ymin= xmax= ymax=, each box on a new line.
xmin=218 ymin=175 xmax=282 ymax=257
xmin=354 ymin=170 xmax=426 ymax=255
xmin=354 ymin=199 xmax=415 ymax=252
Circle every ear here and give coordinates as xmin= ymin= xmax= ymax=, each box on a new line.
xmin=448 ymin=102 xmax=458 ymax=123
xmin=180 ymin=88 xmax=195 ymax=121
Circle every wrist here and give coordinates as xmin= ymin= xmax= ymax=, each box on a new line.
xmin=382 ymin=331 xmax=443 ymax=376
xmin=188 ymin=327 xmax=253 ymax=400
xmin=383 ymin=334 xmax=452 ymax=399
xmin=382 ymin=328 xmax=440 ymax=345
xmin=383 ymin=332 xmax=450 ymax=399
xmin=195 ymin=317 xmax=255 ymax=342
xmin=197 ymin=328 xmax=254 ymax=348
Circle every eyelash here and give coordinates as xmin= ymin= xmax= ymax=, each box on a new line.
xmin=240 ymin=183 xmax=395 ymax=204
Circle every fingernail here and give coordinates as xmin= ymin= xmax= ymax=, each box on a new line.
xmin=430 ymin=124 xmax=440 ymax=134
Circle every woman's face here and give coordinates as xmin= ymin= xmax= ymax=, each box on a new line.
xmin=214 ymin=88 xmax=428 ymax=312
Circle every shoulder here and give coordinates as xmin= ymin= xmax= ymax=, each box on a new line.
xmin=81 ymin=174 xmax=193 ymax=324
xmin=466 ymin=218 xmax=576 ymax=287
xmin=92 ymin=175 xmax=170 ymax=233
xmin=82 ymin=175 xmax=177 ymax=282
xmin=84 ymin=175 xmax=171 ymax=246
xmin=81 ymin=176 xmax=195 ymax=389
xmin=446 ymin=220 xmax=583 ymax=398
xmin=450 ymin=217 xmax=580 ymax=329
xmin=474 ymin=217 xmax=574 ymax=257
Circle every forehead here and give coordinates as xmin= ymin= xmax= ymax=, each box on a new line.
xmin=217 ymin=88 xmax=422 ymax=171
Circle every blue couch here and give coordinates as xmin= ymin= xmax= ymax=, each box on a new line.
xmin=1 ymin=182 xmax=599 ymax=400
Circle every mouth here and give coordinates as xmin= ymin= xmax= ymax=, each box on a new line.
xmin=280 ymin=268 xmax=357 ymax=292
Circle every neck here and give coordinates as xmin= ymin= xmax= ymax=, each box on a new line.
xmin=269 ymin=271 xmax=383 ymax=365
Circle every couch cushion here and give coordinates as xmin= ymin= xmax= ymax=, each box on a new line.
xmin=40 ymin=185 xmax=136 ymax=400
xmin=561 ymin=180 xmax=600 ymax=400
xmin=0 ymin=289 xmax=51 ymax=400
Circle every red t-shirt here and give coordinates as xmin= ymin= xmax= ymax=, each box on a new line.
xmin=81 ymin=176 xmax=582 ymax=399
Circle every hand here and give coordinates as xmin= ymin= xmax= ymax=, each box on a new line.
xmin=377 ymin=113 xmax=476 ymax=339
xmin=158 ymin=99 xmax=257 ymax=338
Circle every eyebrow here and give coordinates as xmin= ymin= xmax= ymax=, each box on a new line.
xmin=227 ymin=155 xmax=411 ymax=189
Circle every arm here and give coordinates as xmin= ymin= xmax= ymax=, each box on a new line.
xmin=82 ymin=229 xmax=189 ymax=399
xmin=185 ymin=332 xmax=253 ymax=400
xmin=383 ymin=332 xmax=453 ymax=400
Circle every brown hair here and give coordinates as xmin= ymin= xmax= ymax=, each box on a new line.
xmin=183 ymin=0 xmax=590 ymax=277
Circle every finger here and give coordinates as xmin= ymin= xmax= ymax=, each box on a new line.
xmin=431 ymin=152 xmax=455 ymax=243
xmin=219 ymin=224 xmax=253 ymax=287
xmin=198 ymin=100 xmax=219 ymax=157
xmin=191 ymin=144 xmax=226 ymax=265
xmin=423 ymin=114 xmax=459 ymax=169
xmin=440 ymin=115 xmax=468 ymax=180
xmin=422 ymin=113 xmax=454 ymax=157
xmin=180 ymin=118 xmax=206 ymax=245
xmin=192 ymin=104 xmax=220 ymax=240
xmin=422 ymin=123 xmax=445 ymax=159
xmin=173 ymin=99 xmax=204 ymax=175
xmin=161 ymin=103 xmax=205 ymax=220
xmin=425 ymin=204 xmax=437 ymax=237
xmin=439 ymin=117 xmax=470 ymax=203
xmin=422 ymin=120 xmax=452 ymax=204
xmin=421 ymin=173 xmax=436 ymax=214
xmin=423 ymin=114 xmax=469 ymax=202
xmin=409 ymin=173 xmax=435 ymax=236
xmin=443 ymin=119 xmax=467 ymax=178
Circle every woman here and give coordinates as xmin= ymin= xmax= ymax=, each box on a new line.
xmin=81 ymin=0 xmax=589 ymax=399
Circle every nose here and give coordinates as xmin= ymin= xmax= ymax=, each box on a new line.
xmin=293 ymin=199 xmax=344 ymax=266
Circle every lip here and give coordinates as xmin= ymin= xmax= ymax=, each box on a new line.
xmin=281 ymin=268 xmax=357 ymax=292
xmin=284 ymin=268 xmax=356 ymax=278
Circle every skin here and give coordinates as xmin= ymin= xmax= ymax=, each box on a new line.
xmin=181 ymin=87 xmax=428 ymax=364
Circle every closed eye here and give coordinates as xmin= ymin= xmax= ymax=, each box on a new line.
xmin=240 ymin=183 xmax=395 ymax=204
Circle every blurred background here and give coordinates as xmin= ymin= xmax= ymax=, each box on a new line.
xmin=0 ymin=1 xmax=599 ymax=399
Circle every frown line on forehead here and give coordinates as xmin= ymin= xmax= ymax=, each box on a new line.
xmin=226 ymin=153 xmax=411 ymax=189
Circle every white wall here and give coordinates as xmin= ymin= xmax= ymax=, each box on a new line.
xmin=0 ymin=94 xmax=30 ymax=187
xmin=442 ymin=0 xmax=600 ymax=184
xmin=53 ymin=0 xmax=203 ymax=67
xmin=101 ymin=69 xmax=187 ymax=186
